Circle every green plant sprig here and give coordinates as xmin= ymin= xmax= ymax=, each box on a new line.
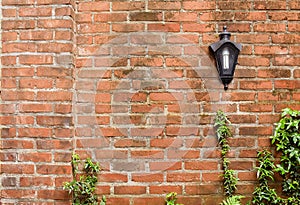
xmin=215 ymin=110 xmax=239 ymax=198
xmin=63 ymin=153 xmax=105 ymax=205
xmin=165 ymin=192 xmax=184 ymax=205
xmin=252 ymin=150 xmax=283 ymax=205
xmin=271 ymin=108 xmax=300 ymax=204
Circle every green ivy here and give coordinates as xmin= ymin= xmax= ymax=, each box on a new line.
xmin=215 ymin=111 xmax=243 ymax=205
xmin=165 ymin=192 xmax=184 ymax=205
xmin=215 ymin=110 xmax=239 ymax=197
xmin=220 ymin=195 xmax=245 ymax=205
xmin=63 ymin=153 xmax=106 ymax=205
xmin=252 ymin=150 xmax=283 ymax=205
xmin=271 ymin=108 xmax=300 ymax=204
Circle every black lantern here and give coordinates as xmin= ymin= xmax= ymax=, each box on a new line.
xmin=209 ymin=26 xmax=242 ymax=90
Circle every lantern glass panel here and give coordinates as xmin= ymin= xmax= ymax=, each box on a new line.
xmin=222 ymin=47 xmax=230 ymax=70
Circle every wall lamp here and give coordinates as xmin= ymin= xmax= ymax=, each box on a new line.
xmin=209 ymin=26 xmax=242 ymax=90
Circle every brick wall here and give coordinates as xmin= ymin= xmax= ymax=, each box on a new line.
xmin=1 ymin=0 xmax=300 ymax=204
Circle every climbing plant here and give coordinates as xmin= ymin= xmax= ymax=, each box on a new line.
xmin=165 ymin=192 xmax=184 ymax=205
xmin=215 ymin=111 xmax=243 ymax=205
xmin=63 ymin=153 xmax=106 ymax=205
xmin=252 ymin=150 xmax=283 ymax=205
xmin=271 ymin=108 xmax=300 ymax=204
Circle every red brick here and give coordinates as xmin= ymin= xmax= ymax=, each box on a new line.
xmin=78 ymin=2 xmax=109 ymax=11
xmin=239 ymin=126 xmax=273 ymax=136
xmin=112 ymin=23 xmax=145 ymax=32
xmin=290 ymin=0 xmax=300 ymax=9
xmin=37 ymin=91 xmax=72 ymax=101
xmin=1 ymin=164 xmax=34 ymax=174
xmin=150 ymin=185 xmax=182 ymax=194
xmin=182 ymin=23 xmax=215 ymax=32
xmin=1 ymin=190 xmax=35 ymax=199
xmin=1 ymin=91 xmax=35 ymax=101
xmin=1 ymin=177 xmax=17 ymax=187
xmin=55 ymin=104 xmax=72 ymax=114
xmin=288 ymin=23 xmax=300 ymax=32
xmin=112 ymin=2 xmax=145 ymax=11
xmin=36 ymin=0 xmax=70 ymax=5
xmin=37 ymin=190 xmax=68 ymax=200
xmin=274 ymin=57 xmax=300 ymax=66
xmin=185 ymin=161 xmax=218 ymax=170
xmin=254 ymin=46 xmax=288 ymax=55
xmin=99 ymin=127 xmax=127 ymax=137
xmin=94 ymin=13 xmax=127 ymax=23
xmin=20 ymin=31 xmax=53 ymax=40
xmin=218 ymin=1 xmax=251 ymax=10
xmin=294 ymin=70 xmax=300 ymax=78
xmin=132 ymin=197 xmax=164 ymax=205
xmin=106 ymin=198 xmax=130 ymax=205
xmin=130 ymin=12 xmax=162 ymax=21
xmin=167 ymin=172 xmax=200 ymax=182
xmin=1 ymin=78 xmax=17 ymax=88
xmin=36 ymin=165 xmax=71 ymax=175
xmin=18 ymin=152 xmax=52 ymax=162
xmin=130 ymin=57 xmax=163 ymax=67
xmin=186 ymin=184 xmax=220 ymax=195
xmin=132 ymin=173 xmax=164 ymax=182
xmin=269 ymin=11 xmax=299 ymax=21
xmin=149 ymin=161 xmax=182 ymax=171
xmin=257 ymin=69 xmax=291 ymax=78
xmin=0 ymin=104 xmax=16 ymax=114
xmin=38 ymin=19 xmax=73 ymax=28
xmin=131 ymin=150 xmax=164 ymax=159
xmin=2 ymin=9 xmax=17 ymax=17
xmin=37 ymin=116 xmax=72 ymax=126
xmin=202 ymin=172 xmax=223 ymax=182
xmin=18 ymin=128 xmax=52 ymax=138
xmin=239 ymin=57 xmax=270 ymax=66
xmin=149 ymin=1 xmax=181 ymax=10
xmin=166 ymin=127 xmax=199 ymax=136
xmin=20 ymin=176 xmax=52 ymax=187
xmin=229 ymin=160 xmax=254 ymax=170
xmin=236 ymin=34 xmax=269 ymax=44
xmin=2 ymin=56 xmax=16 ymax=65
xmin=272 ymin=34 xmax=300 ymax=44
xmin=99 ymin=173 xmax=128 ymax=183
xmin=165 ymin=12 xmax=198 ymax=22
xmin=37 ymin=43 xmax=73 ymax=53
xmin=2 ymin=0 xmax=35 ymax=5
xmin=19 ymin=7 xmax=52 ymax=17
xmin=36 ymin=67 xmax=71 ymax=77
xmin=235 ymin=11 xmax=267 ymax=21
xmin=182 ymin=1 xmax=216 ymax=10
xmin=148 ymin=23 xmax=180 ymax=32
xmin=114 ymin=186 xmax=146 ymax=195
xmin=114 ymin=139 xmax=146 ymax=147
xmin=275 ymin=80 xmax=300 ymax=89
xmin=55 ymin=30 xmax=73 ymax=40
xmin=19 ymin=78 xmax=53 ymax=89
xmin=222 ymin=92 xmax=256 ymax=101
xmin=19 ymin=55 xmax=53 ymax=65
xmin=37 ymin=139 xmax=72 ymax=150
xmin=150 ymin=138 xmax=183 ymax=148
xmin=2 ymin=32 xmax=18 ymax=41
xmin=1 ymin=139 xmax=34 ymax=149
xmin=167 ymin=150 xmax=200 ymax=159
xmin=78 ymin=23 xmax=110 ymax=33
xmin=2 ymin=20 xmax=35 ymax=29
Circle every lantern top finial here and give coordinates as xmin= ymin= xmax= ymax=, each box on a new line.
xmin=220 ymin=25 xmax=231 ymax=40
